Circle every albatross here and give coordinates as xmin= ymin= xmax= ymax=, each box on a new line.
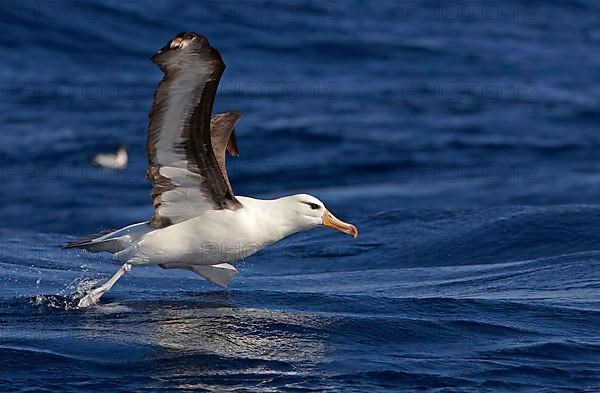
xmin=65 ymin=32 xmax=358 ymax=307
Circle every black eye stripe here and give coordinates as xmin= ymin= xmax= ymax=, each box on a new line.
xmin=302 ymin=202 xmax=320 ymax=210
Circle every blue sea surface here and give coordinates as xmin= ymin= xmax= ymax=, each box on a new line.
xmin=1 ymin=0 xmax=600 ymax=391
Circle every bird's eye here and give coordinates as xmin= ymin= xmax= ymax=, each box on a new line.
xmin=302 ymin=202 xmax=320 ymax=210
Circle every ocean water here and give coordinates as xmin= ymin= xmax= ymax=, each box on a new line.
xmin=1 ymin=0 xmax=600 ymax=391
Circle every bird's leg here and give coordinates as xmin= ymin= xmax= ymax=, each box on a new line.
xmin=77 ymin=263 xmax=132 ymax=308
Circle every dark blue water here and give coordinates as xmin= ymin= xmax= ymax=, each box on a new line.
xmin=1 ymin=0 xmax=600 ymax=391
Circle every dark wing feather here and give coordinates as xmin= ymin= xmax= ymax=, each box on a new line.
xmin=210 ymin=111 xmax=241 ymax=189
xmin=146 ymin=32 xmax=242 ymax=228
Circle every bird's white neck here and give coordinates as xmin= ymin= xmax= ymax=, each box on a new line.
xmin=237 ymin=196 xmax=314 ymax=245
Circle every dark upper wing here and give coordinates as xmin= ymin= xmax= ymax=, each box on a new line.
xmin=146 ymin=32 xmax=242 ymax=228
xmin=210 ymin=111 xmax=241 ymax=190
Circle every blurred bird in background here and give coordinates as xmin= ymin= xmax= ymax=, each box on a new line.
xmin=91 ymin=145 xmax=128 ymax=170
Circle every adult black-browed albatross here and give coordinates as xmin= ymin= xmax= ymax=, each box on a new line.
xmin=65 ymin=32 xmax=358 ymax=307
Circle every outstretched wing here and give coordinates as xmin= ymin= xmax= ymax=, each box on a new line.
xmin=146 ymin=32 xmax=242 ymax=228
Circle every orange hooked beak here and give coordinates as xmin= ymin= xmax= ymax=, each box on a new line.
xmin=322 ymin=210 xmax=358 ymax=238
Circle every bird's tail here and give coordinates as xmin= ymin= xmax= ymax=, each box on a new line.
xmin=64 ymin=221 xmax=152 ymax=254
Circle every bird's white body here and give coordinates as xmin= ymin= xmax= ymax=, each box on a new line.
xmin=119 ymin=197 xmax=303 ymax=266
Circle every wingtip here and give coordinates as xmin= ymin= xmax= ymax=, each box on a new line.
xmin=229 ymin=110 xmax=242 ymax=119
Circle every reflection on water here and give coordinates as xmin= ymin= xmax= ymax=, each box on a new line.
xmin=150 ymin=300 xmax=328 ymax=367
xmin=16 ymin=293 xmax=332 ymax=390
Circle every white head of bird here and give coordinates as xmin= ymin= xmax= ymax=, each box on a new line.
xmin=260 ymin=194 xmax=358 ymax=238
